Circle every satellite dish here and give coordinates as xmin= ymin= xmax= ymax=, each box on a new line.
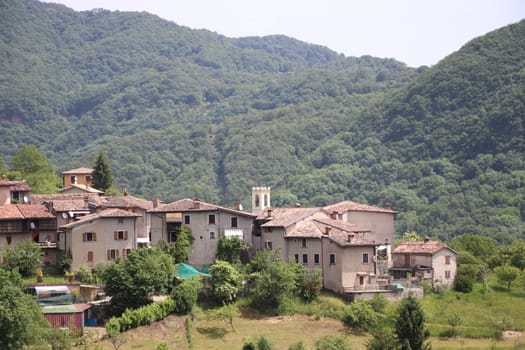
xmin=30 ymin=222 xmax=36 ymax=229
xmin=23 ymin=195 xmax=28 ymax=204
xmin=62 ymin=212 xmax=68 ymax=219
xmin=69 ymin=211 xmax=74 ymax=218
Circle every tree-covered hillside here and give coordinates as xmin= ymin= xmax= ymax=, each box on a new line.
xmin=1 ymin=0 xmax=523 ymax=243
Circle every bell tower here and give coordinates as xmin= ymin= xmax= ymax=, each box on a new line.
xmin=252 ymin=186 xmax=271 ymax=215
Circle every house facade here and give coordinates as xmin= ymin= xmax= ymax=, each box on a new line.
xmin=390 ymin=240 xmax=457 ymax=289
xmin=61 ymin=167 xmax=94 ymax=188
xmin=0 ymin=204 xmax=57 ymax=265
xmin=0 ymin=178 xmax=31 ymax=205
xmin=59 ymin=208 xmax=141 ymax=270
xmin=148 ymin=198 xmax=257 ymax=267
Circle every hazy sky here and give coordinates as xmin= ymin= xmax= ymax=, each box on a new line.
xmin=43 ymin=0 xmax=524 ymax=67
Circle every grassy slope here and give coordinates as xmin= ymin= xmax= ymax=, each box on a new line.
xmin=80 ymin=281 xmax=525 ymax=350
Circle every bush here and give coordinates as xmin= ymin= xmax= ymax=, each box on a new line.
xmin=343 ymin=301 xmax=379 ymax=332
xmin=288 ymin=341 xmax=307 ymax=350
xmin=242 ymin=335 xmax=273 ymax=350
xmin=314 ymin=335 xmax=350 ymax=350
xmin=105 ymin=298 xmax=177 ymax=333
xmin=171 ymin=279 xmax=201 ymax=314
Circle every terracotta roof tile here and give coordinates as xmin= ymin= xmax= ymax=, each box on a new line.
xmin=60 ymin=208 xmax=141 ymax=229
xmin=393 ymin=241 xmax=454 ymax=255
xmin=61 ymin=167 xmax=93 ymax=174
xmin=0 ymin=180 xmax=30 ymax=191
xmin=323 ymin=200 xmax=398 ymax=214
xmin=149 ymin=198 xmax=257 ymax=217
xmin=0 ymin=204 xmax=54 ymax=219
xmin=103 ymin=195 xmax=154 ymax=210
xmin=60 ymin=184 xmax=103 ymax=194
xmin=312 ymin=218 xmax=378 ymax=247
xmin=259 ymin=207 xmax=321 ymax=228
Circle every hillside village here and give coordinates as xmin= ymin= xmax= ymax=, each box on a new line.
xmin=0 ymin=167 xmax=457 ymax=302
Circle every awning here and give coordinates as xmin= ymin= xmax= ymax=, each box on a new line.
xmin=137 ymin=237 xmax=149 ymax=243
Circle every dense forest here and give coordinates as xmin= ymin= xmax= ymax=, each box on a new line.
xmin=0 ymin=0 xmax=523 ymax=243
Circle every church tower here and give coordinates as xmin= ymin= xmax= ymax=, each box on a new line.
xmin=252 ymin=187 xmax=271 ymax=215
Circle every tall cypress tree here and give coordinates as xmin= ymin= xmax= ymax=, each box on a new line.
xmin=395 ymin=295 xmax=431 ymax=350
xmin=92 ymin=150 xmax=113 ymax=192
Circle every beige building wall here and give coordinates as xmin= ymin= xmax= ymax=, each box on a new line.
xmin=322 ymin=241 xmax=344 ymax=293
xmin=340 ymin=246 xmax=376 ymax=290
xmin=149 ymin=213 xmax=165 ymax=247
xmin=0 ymin=187 xmax=10 ymax=205
xmin=65 ymin=217 xmax=137 ymax=270
xmin=344 ymin=211 xmax=394 ymax=245
xmin=63 ymin=173 xmax=92 ymax=188
xmin=286 ymin=237 xmax=322 ymax=270
xmin=261 ymin=227 xmax=287 ymax=260
xmin=432 ymin=249 xmax=457 ymax=288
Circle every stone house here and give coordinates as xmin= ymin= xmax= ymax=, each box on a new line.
xmin=390 ymin=240 xmax=457 ymax=289
xmin=61 ymin=167 xmax=94 ymax=188
xmin=59 ymin=208 xmax=141 ymax=270
xmin=0 ymin=178 xmax=31 ymax=205
xmin=148 ymin=198 xmax=257 ymax=268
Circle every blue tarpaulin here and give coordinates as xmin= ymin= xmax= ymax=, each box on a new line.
xmin=175 ymin=263 xmax=210 ymax=280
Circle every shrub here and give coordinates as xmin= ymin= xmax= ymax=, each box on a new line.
xmin=105 ymin=298 xmax=176 ymax=333
xmin=171 ymin=279 xmax=201 ymax=314
xmin=288 ymin=341 xmax=307 ymax=350
xmin=314 ymin=335 xmax=350 ymax=350
xmin=343 ymin=301 xmax=379 ymax=332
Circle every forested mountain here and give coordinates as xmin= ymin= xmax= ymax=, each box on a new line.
xmin=1 ymin=0 xmax=523 ymax=243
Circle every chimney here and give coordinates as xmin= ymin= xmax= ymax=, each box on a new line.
xmin=153 ymin=198 xmax=160 ymax=208
xmin=331 ymin=211 xmax=338 ymax=219
xmin=267 ymin=208 xmax=273 ymax=218
xmin=123 ymin=187 xmax=129 ymax=196
xmin=347 ymin=233 xmax=354 ymax=242
xmin=233 ymin=201 xmax=243 ymax=211
xmin=192 ymin=198 xmax=201 ymax=209
xmin=424 ymin=236 xmax=430 ymax=243
xmin=324 ymin=226 xmax=332 ymax=235
xmin=385 ymin=202 xmax=392 ymax=210
xmin=83 ymin=196 xmax=89 ymax=208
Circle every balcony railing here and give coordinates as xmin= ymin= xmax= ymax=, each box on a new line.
xmin=38 ymin=242 xmax=57 ymax=249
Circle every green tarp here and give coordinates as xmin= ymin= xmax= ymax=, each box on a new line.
xmin=175 ymin=263 xmax=210 ymax=280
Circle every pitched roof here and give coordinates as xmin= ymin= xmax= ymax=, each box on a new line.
xmin=313 ymin=218 xmax=378 ymax=247
xmin=323 ymin=200 xmax=398 ymax=214
xmin=0 ymin=204 xmax=54 ymax=220
xmin=32 ymin=193 xmax=106 ymax=210
xmin=149 ymin=198 xmax=257 ymax=217
xmin=0 ymin=179 xmax=30 ymax=191
xmin=60 ymin=208 xmax=141 ymax=229
xmin=42 ymin=303 xmax=92 ymax=314
xmin=60 ymin=184 xmax=103 ymax=194
xmin=259 ymin=207 xmax=321 ymax=228
xmin=61 ymin=167 xmax=93 ymax=175
xmin=393 ymin=241 xmax=455 ymax=255
xmin=103 ymin=195 xmax=154 ymax=210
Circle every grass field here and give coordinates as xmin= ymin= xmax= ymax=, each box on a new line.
xmin=79 ymin=280 xmax=525 ymax=350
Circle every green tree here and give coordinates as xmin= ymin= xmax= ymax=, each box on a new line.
xmin=343 ymin=300 xmax=380 ymax=333
xmin=205 ymin=303 xmax=240 ymax=331
xmin=314 ymin=335 xmax=350 ymax=350
xmin=248 ymin=250 xmax=297 ymax=312
xmin=509 ymin=240 xmax=525 ymax=271
xmin=210 ymin=260 xmax=243 ymax=304
xmin=92 ymin=150 xmax=113 ymax=192
xmin=217 ymin=235 xmax=244 ymax=264
xmin=2 ymin=240 xmax=41 ymax=277
xmin=366 ymin=327 xmax=399 ymax=350
xmin=103 ymin=248 xmax=174 ymax=315
xmin=395 ymin=296 xmax=431 ymax=350
xmin=9 ymin=145 xmax=59 ymax=194
xmin=495 ymin=264 xmax=520 ymax=291
xmin=0 ymin=267 xmax=51 ymax=349
xmin=454 ymin=264 xmax=477 ymax=293
xmin=171 ymin=279 xmax=201 ymax=314
xmin=157 ymin=227 xmax=194 ymax=263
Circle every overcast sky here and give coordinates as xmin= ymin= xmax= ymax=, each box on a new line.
xmin=43 ymin=0 xmax=524 ymax=67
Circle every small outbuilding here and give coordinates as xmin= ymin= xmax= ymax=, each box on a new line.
xmin=42 ymin=303 xmax=92 ymax=335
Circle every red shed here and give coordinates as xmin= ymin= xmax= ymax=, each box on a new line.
xmin=42 ymin=303 xmax=91 ymax=334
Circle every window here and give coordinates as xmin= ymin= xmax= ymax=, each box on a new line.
xmin=85 ymin=175 xmax=91 ymax=183
xmin=184 ymin=215 xmax=190 ymax=225
xmin=114 ymin=231 xmax=128 ymax=240
xmin=87 ymin=251 xmax=93 ymax=262
xmin=209 ymin=231 xmax=216 ymax=239
xmin=264 ymin=227 xmax=273 ymax=233
xmin=445 ymin=255 xmax=451 ymax=265
xmin=117 ymin=218 xmax=124 ymax=224
xmin=359 ymin=276 xmax=365 ymax=285
xmin=302 ymin=254 xmax=308 ymax=265
xmin=329 ymin=253 xmax=336 ymax=265
xmin=123 ymin=248 xmax=131 ymax=258
xmin=314 ymin=254 xmax=320 ymax=265
xmin=71 ymin=175 xmax=77 ymax=184
xmin=294 ymin=254 xmax=299 ymax=263
xmin=362 ymin=253 xmax=369 ymax=264
xmin=231 ymin=217 xmax=238 ymax=228
xmin=301 ymin=238 xmax=307 ymax=248
xmin=445 ymin=270 xmax=451 ymax=279
xmin=83 ymin=232 xmax=96 ymax=242
xmin=107 ymin=249 xmax=120 ymax=260
xmin=265 ymin=241 xmax=273 ymax=250
xmin=208 ymin=214 xmax=216 ymax=224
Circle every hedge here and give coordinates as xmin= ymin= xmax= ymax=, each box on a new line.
xmin=106 ymin=297 xmax=176 ymax=333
